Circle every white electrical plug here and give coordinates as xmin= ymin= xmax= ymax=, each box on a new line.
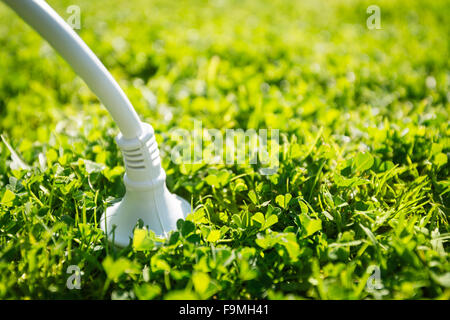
xmin=3 ymin=0 xmax=192 ymax=246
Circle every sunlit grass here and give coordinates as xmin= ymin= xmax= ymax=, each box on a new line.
xmin=0 ymin=0 xmax=448 ymax=299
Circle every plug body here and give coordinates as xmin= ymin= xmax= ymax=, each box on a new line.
xmin=100 ymin=123 xmax=191 ymax=247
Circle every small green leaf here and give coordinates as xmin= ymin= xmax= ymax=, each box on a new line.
xmin=1 ymin=189 xmax=15 ymax=206
xmin=248 ymin=190 xmax=258 ymax=204
xmin=151 ymin=256 xmax=171 ymax=272
xmin=434 ymin=153 xmax=447 ymax=167
xmin=275 ymin=193 xmax=292 ymax=209
xmin=181 ymin=220 xmax=195 ymax=237
xmin=134 ymin=284 xmax=161 ymax=300
xmin=251 ymin=212 xmax=265 ymax=227
xmin=206 ymin=229 xmax=221 ymax=242
xmin=353 ymin=152 xmax=374 ymax=172
xmin=264 ymin=215 xmax=278 ymax=229
xmin=205 ymin=174 xmax=219 ymax=187
xmin=133 ymin=228 xmax=155 ymax=251
xmin=300 ymin=213 xmax=322 ymax=238
xmin=281 ymin=233 xmax=301 ymax=261
xmin=298 ymin=199 xmax=309 ymax=214
xmin=103 ymin=257 xmax=140 ymax=282
xmin=192 ymin=272 xmax=210 ymax=294
xmin=164 ymin=290 xmax=197 ymax=300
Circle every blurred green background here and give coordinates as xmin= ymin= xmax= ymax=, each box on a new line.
xmin=0 ymin=0 xmax=448 ymax=299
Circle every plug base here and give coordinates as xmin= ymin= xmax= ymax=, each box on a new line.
xmin=100 ymin=185 xmax=190 ymax=247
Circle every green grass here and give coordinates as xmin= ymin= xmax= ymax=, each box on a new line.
xmin=0 ymin=0 xmax=449 ymax=299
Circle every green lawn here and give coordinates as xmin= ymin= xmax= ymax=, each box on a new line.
xmin=0 ymin=0 xmax=448 ymax=299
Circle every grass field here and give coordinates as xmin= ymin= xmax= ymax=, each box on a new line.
xmin=0 ymin=0 xmax=449 ymax=299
